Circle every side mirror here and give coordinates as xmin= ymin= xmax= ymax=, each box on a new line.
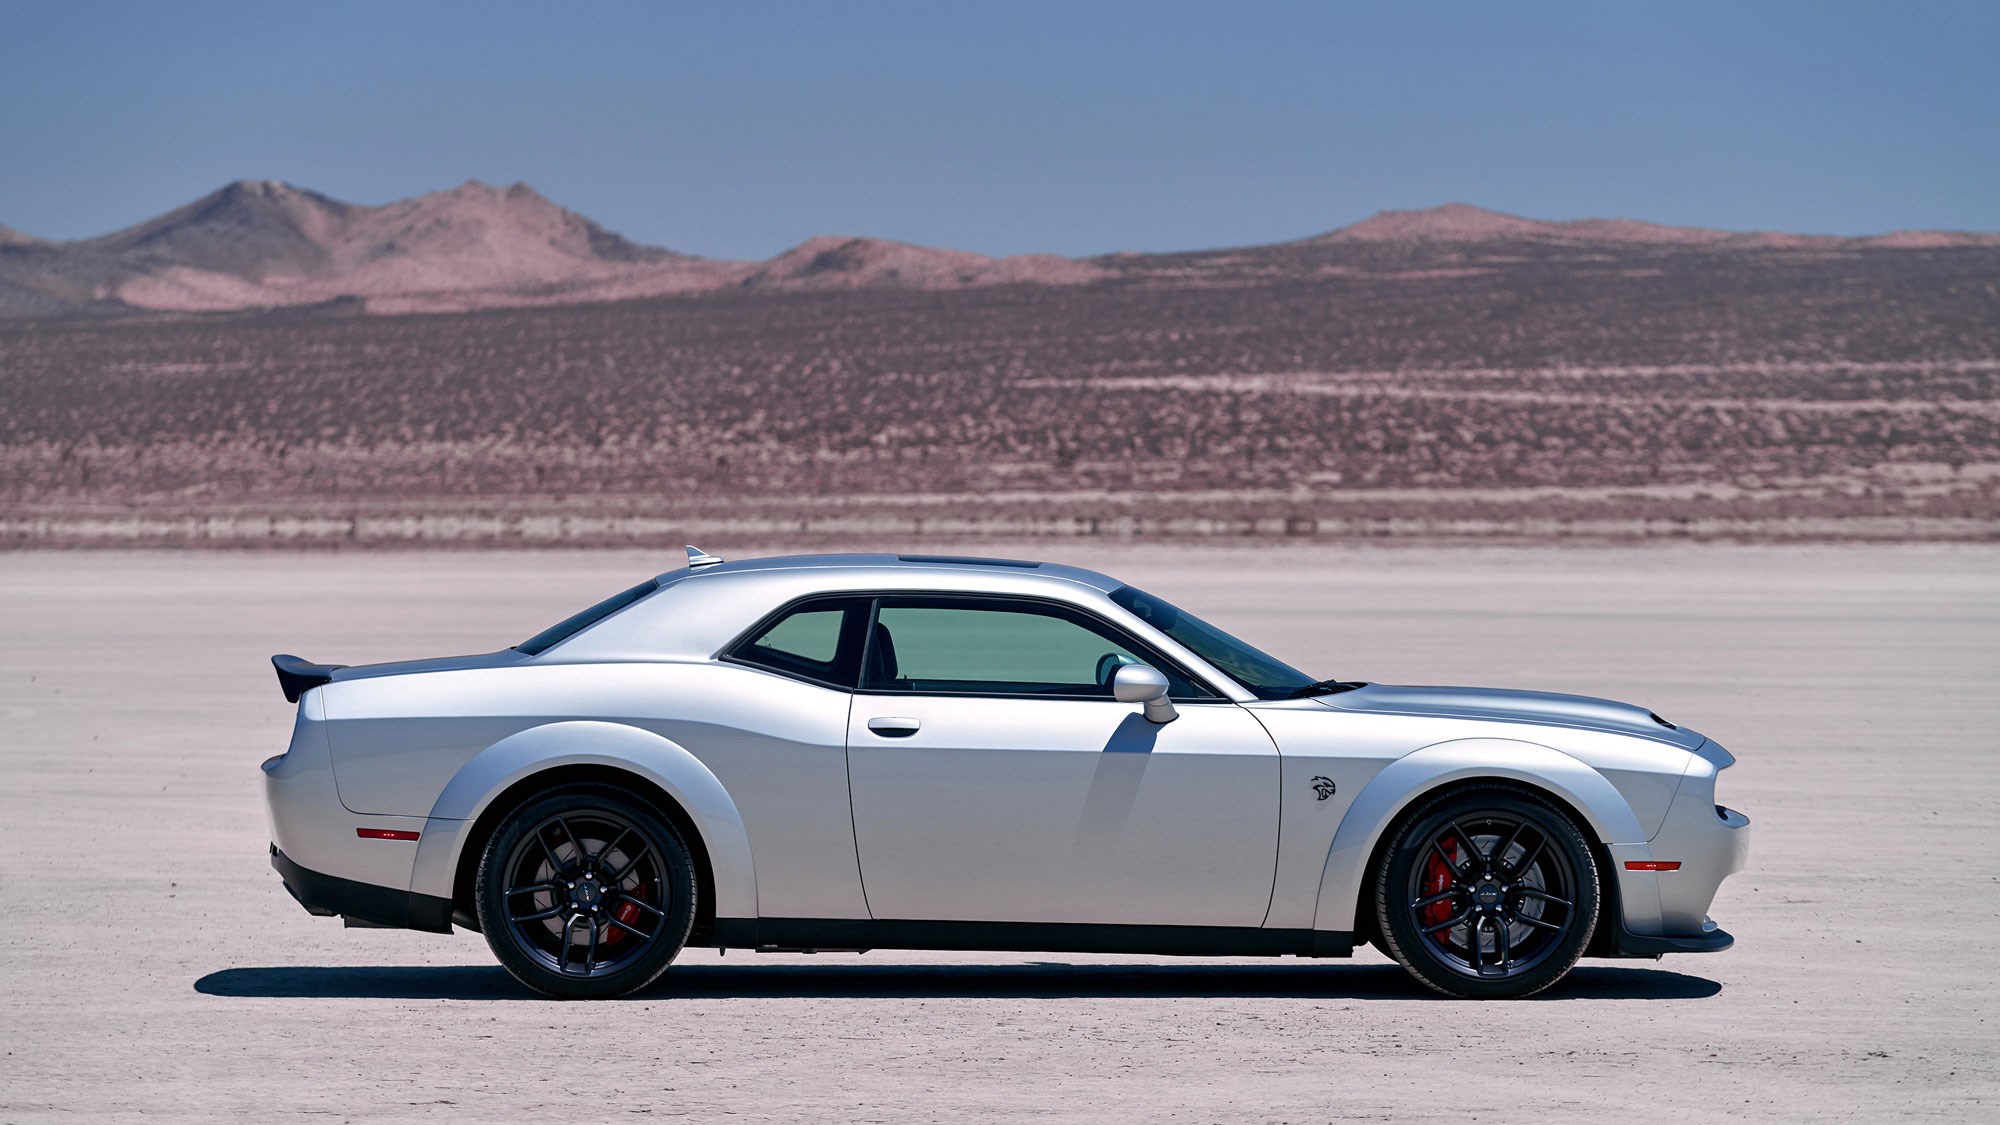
xmin=1113 ymin=663 xmax=1178 ymax=725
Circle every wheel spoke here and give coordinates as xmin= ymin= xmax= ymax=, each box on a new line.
xmin=1496 ymin=819 xmax=1528 ymax=869
xmin=605 ymin=914 xmax=654 ymax=942
xmin=1430 ymin=837 xmax=1465 ymax=874
xmin=1518 ymin=888 xmax=1572 ymax=909
xmin=1422 ymin=907 xmax=1472 ymax=934
xmin=1493 ymin=913 xmax=1511 ymax=970
xmin=553 ymin=817 xmax=586 ymax=869
xmin=1507 ymin=833 xmax=1546 ymax=878
xmin=505 ymin=881 xmax=561 ymax=898
xmin=1466 ymin=915 xmax=1486 ymax=972
xmin=509 ymin=905 xmax=564 ymax=923
xmin=595 ymin=826 xmax=633 ymax=871
xmin=1448 ymin=822 xmax=1487 ymax=871
xmin=582 ymin=917 xmax=599 ymax=973
xmin=1411 ymin=888 xmax=1461 ymax=911
xmin=606 ymin=843 xmax=651 ymax=885
xmin=538 ymin=830 xmax=568 ymax=876
xmin=1514 ymin=912 xmax=1562 ymax=932
xmin=611 ymin=892 xmax=664 ymax=918
xmin=558 ymin=913 xmax=587 ymax=974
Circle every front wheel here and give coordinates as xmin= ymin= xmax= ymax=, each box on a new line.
xmin=475 ymin=783 xmax=698 ymax=999
xmin=1373 ymin=785 xmax=1599 ymax=999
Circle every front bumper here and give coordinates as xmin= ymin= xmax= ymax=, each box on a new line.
xmin=1602 ymin=765 xmax=1750 ymax=957
xmin=1617 ymin=917 xmax=1733 ymax=956
xmin=1647 ymin=799 xmax=1752 ymax=935
xmin=1602 ymin=736 xmax=1751 ymax=955
xmin=271 ymin=845 xmax=454 ymax=933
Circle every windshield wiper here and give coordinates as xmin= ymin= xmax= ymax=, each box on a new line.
xmin=1286 ymin=679 xmax=1367 ymax=699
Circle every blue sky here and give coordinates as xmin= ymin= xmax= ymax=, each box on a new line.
xmin=3 ymin=1 xmax=1995 ymax=258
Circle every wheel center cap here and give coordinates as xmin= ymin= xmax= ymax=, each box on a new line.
xmin=577 ymin=881 xmax=601 ymax=906
xmin=1475 ymin=883 xmax=1501 ymax=905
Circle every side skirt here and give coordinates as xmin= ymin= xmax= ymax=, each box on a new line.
xmin=702 ymin=918 xmax=1354 ymax=959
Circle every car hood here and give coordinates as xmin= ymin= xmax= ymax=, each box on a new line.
xmin=1313 ymin=683 xmax=1706 ymax=749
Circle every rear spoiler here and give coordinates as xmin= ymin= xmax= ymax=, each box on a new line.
xmin=272 ymin=654 xmax=347 ymax=703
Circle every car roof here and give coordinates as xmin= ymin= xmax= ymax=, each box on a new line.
xmin=531 ymin=548 xmax=1256 ymax=702
xmin=655 ymin=552 xmax=1123 ymax=593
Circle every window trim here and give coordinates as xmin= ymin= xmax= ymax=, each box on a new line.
xmin=854 ymin=592 xmax=1223 ymax=702
xmin=718 ymin=590 xmax=1228 ymax=701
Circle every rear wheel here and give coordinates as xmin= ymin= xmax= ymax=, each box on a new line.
xmin=475 ymin=783 xmax=697 ymax=999
xmin=1374 ymin=785 xmax=1599 ymax=999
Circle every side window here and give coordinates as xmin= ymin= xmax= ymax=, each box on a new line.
xmin=729 ymin=598 xmax=867 ymax=688
xmin=863 ymin=598 xmax=1210 ymax=698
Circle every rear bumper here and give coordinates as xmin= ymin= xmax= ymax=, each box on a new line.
xmin=264 ymin=695 xmax=430 ymax=903
xmin=271 ymin=845 xmax=454 ymax=933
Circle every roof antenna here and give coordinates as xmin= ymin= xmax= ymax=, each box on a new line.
xmin=685 ymin=545 xmax=723 ymax=569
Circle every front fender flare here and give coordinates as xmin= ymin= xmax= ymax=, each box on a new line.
xmin=407 ymin=720 xmax=757 ymax=922
xmin=1309 ymin=738 xmax=1648 ymax=937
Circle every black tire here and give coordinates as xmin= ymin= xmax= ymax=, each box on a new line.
xmin=475 ymin=782 xmax=698 ymax=999
xmin=1373 ymin=784 xmax=1599 ymax=999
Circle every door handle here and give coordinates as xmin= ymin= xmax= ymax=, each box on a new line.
xmin=867 ymin=716 xmax=921 ymax=737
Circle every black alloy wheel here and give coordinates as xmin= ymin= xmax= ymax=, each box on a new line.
xmin=1374 ymin=785 xmax=1599 ymax=999
xmin=476 ymin=783 xmax=697 ymax=999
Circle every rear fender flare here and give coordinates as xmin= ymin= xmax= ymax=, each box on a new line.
xmin=1309 ymin=737 xmax=1646 ymax=936
xmin=407 ymin=720 xmax=756 ymax=920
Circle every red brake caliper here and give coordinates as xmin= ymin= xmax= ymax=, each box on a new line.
xmin=1419 ymin=842 xmax=1458 ymax=930
xmin=603 ymin=879 xmax=646 ymax=947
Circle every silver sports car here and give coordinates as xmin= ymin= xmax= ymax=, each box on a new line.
xmin=264 ymin=549 xmax=1749 ymax=999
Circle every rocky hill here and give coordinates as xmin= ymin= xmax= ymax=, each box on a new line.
xmin=5 ymin=186 xmax=1995 ymax=318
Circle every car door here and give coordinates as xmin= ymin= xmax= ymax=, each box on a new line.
xmin=844 ymin=594 xmax=1281 ymax=928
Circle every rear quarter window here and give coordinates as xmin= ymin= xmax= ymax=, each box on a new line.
xmin=724 ymin=597 xmax=871 ymax=688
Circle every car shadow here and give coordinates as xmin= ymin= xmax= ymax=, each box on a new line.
xmin=194 ymin=961 xmax=1720 ymax=1002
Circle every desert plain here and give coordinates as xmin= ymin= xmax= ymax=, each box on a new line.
xmin=0 ymin=542 xmax=1994 ymax=1122
xmin=7 ymin=195 xmax=1998 ymax=550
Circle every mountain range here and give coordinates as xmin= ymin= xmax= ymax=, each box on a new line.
xmin=3 ymin=180 xmax=1996 ymax=318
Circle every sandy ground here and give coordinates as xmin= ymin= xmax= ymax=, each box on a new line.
xmin=1 ymin=544 xmax=1995 ymax=1122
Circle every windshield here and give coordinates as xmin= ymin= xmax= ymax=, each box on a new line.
xmin=1109 ymin=585 xmax=1317 ymax=700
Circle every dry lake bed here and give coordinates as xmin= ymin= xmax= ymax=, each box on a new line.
xmin=1 ymin=544 xmax=1994 ymax=1122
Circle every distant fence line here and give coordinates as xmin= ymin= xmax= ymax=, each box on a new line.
xmin=2 ymin=512 xmax=1993 ymax=547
